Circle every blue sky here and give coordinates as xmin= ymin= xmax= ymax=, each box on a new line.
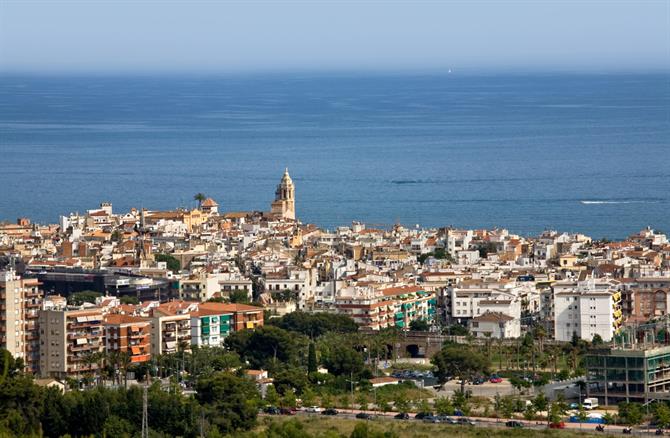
xmin=1 ymin=0 xmax=668 ymax=73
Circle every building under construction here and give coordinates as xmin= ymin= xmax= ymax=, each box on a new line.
xmin=586 ymin=317 xmax=670 ymax=406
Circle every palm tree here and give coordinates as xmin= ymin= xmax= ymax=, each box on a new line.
xmin=533 ymin=325 xmax=547 ymax=354
xmin=119 ymin=351 xmax=132 ymax=388
xmin=193 ymin=193 xmax=206 ymax=209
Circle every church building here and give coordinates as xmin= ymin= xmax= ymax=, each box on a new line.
xmin=270 ymin=168 xmax=296 ymax=221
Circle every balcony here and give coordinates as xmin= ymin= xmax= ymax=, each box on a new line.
xmin=131 ymin=353 xmax=151 ymax=363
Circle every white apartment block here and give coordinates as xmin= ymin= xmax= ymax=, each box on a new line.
xmin=553 ymin=279 xmax=623 ymax=342
xmin=448 ymin=287 xmax=522 ymax=322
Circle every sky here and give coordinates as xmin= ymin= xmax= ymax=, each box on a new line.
xmin=0 ymin=0 xmax=669 ymax=73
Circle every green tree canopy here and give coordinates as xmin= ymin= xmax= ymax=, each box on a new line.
xmin=225 ymin=326 xmax=303 ymax=370
xmin=67 ymin=290 xmax=102 ymax=306
xmin=195 ymin=372 xmax=260 ymax=433
xmin=409 ymin=319 xmax=430 ymax=331
xmin=431 ymin=344 xmax=490 ymax=392
xmin=155 ymin=253 xmax=181 ymax=272
xmin=270 ymin=311 xmax=359 ymax=338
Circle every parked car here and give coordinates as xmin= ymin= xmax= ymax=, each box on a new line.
xmin=506 ymin=420 xmax=524 ymax=428
xmin=280 ymin=407 xmax=296 ymax=415
xmin=356 ymin=412 xmax=373 ymax=420
xmin=423 ymin=415 xmax=440 ymax=423
xmin=549 ymin=422 xmax=566 ymax=429
xmin=322 ymin=408 xmax=338 ymax=416
xmin=456 ymin=418 xmax=476 ymax=426
xmin=569 ymin=403 xmax=580 ymax=409
xmin=264 ymin=406 xmax=281 ymax=415
xmin=490 ymin=375 xmax=503 ymax=383
xmin=414 ymin=412 xmax=434 ymax=420
xmin=394 ymin=413 xmax=410 ymax=420
xmin=438 ymin=415 xmax=458 ymax=424
xmin=305 ymin=406 xmax=323 ymax=413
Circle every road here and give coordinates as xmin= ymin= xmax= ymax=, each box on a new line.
xmin=273 ymin=409 xmax=657 ymax=436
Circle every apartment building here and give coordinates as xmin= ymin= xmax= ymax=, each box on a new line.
xmin=553 ymin=279 xmax=623 ymax=342
xmin=190 ymin=308 xmax=233 ymax=348
xmin=198 ymin=302 xmax=263 ymax=332
xmin=0 ymin=270 xmax=42 ymax=373
xmin=447 ymin=286 xmax=522 ymax=324
xmin=335 ymin=285 xmax=436 ymax=330
xmin=150 ymin=314 xmax=191 ymax=355
xmin=469 ymin=311 xmax=520 ymax=339
xmin=179 ymin=273 xmax=221 ymax=301
xmin=38 ymin=308 xmax=104 ymax=378
xmin=103 ymin=314 xmax=151 ymax=363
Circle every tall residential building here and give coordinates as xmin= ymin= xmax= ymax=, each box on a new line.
xmin=270 ymin=168 xmax=296 ymax=221
xmin=190 ymin=308 xmax=233 ymax=348
xmin=150 ymin=314 xmax=191 ymax=355
xmin=198 ymin=302 xmax=264 ymax=332
xmin=335 ymin=285 xmax=436 ymax=330
xmin=0 ymin=270 xmax=42 ymax=373
xmin=553 ymin=279 xmax=623 ymax=342
xmin=104 ymin=314 xmax=151 ymax=363
xmin=38 ymin=308 xmax=104 ymax=378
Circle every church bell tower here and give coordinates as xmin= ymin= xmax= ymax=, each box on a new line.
xmin=271 ymin=168 xmax=296 ymax=220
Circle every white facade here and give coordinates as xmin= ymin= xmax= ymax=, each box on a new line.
xmin=553 ymin=280 xmax=623 ymax=342
xmin=448 ymin=287 xmax=522 ymax=321
xmin=469 ymin=313 xmax=521 ymax=339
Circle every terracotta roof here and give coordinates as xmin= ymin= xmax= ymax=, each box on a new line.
xmin=104 ymin=314 xmax=149 ymax=325
xmin=201 ymin=198 xmax=218 ymax=207
xmin=200 ymin=302 xmax=263 ymax=313
xmin=380 ymin=285 xmax=423 ymax=296
xmin=472 ymin=312 xmax=514 ymax=323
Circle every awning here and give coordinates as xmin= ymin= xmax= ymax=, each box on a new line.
xmin=164 ymin=341 xmax=176 ymax=349
xmin=130 ymin=346 xmax=141 ymax=355
xmin=246 ymin=321 xmax=254 ymax=329
xmin=76 ymin=338 xmax=87 ymax=345
xmin=130 ymin=326 xmax=140 ymax=332
xmin=76 ymin=316 xmax=87 ymax=323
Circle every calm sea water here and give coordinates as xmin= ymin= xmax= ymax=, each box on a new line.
xmin=1 ymin=73 xmax=668 ymax=238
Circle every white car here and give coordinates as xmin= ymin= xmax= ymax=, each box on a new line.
xmin=305 ymin=406 xmax=323 ymax=413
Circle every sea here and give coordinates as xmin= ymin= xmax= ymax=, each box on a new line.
xmin=1 ymin=73 xmax=668 ymax=239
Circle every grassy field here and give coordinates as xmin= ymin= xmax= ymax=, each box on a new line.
xmin=252 ymin=416 xmax=603 ymax=438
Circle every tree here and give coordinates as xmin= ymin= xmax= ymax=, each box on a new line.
xmin=393 ymin=393 xmax=410 ymax=413
xmin=409 ymin=319 xmax=430 ymax=332
xmin=194 ymin=193 xmax=206 ymax=209
xmin=432 ymin=344 xmax=489 ymax=393
xmin=120 ymin=295 xmax=139 ymax=305
xmin=195 ymin=372 xmax=260 ymax=433
xmin=320 ymin=342 xmax=365 ymax=377
xmin=532 ymin=393 xmax=548 ymax=412
xmin=102 ymin=415 xmax=133 ymax=438
xmin=548 ymin=403 xmax=563 ymax=424
xmin=618 ymin=402 xmax=644 ymax=426
xmin=434 ymin=396 xmax=454 ymax=416
xmin=524 ymin=404 xmax=536 ymax=421
xmin=533 ymin=326 xmax=547 ymax=353
xmin=271 ymin=311 xmax=358 ymax=338
xmin=225 ymin=326 xmax=302 ymax=370
xmin=576 ymin=406 xmax=588 ymax=430
xmin=656 ymin=403 xmax=670 ymax=429
xmin=229 ymin=289 xmax=250 ymax=304
xmin=356 ymin=393 xmax=369 ymax=411
xmin=265 ymin=385 xmax=280 ymax=406
xmin=67 ymin=290 xmax=102 ymax=306
xmin=155 ymin=253 xmax=180 ymax=272
xmin=445 ymin=324 xmax=468 ymax=336
xmin=307 ymin=342 xmax=318 ymax=373
xmin=592 ymin=333 xmax=604 ymax=346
